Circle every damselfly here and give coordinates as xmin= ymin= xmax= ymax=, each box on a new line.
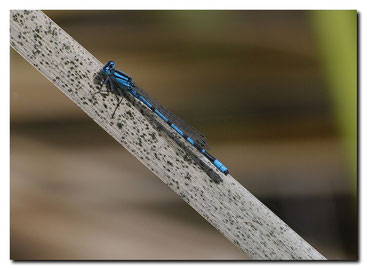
xmin=97 ymin=61 xmax=229 ymax=176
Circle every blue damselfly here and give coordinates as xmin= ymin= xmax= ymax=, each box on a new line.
xmin=97 ymin=61 xmax=229 ymax=176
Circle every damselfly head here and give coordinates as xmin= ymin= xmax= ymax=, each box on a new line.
xmin=102 ymin=61 xmax=115 ymax=75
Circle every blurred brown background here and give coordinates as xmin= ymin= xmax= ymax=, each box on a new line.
xmin=10 ymin=10 xmax=357 ymax=260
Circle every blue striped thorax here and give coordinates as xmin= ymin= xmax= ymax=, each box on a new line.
xmin=102 ymin=60 xmax=134 ymax=90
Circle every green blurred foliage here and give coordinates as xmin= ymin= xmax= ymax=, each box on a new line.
xmin=311 ymin=11 xmax=357 ymax=195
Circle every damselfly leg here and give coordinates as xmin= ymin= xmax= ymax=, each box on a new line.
xmin=111 ymin=86 xmax=125 ymax=118
xmin=92 ymin=76 xmax=111 ymax=96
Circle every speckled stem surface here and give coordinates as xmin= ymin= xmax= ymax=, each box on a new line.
xmin=10 ymin=10 xmax=326 ymax=260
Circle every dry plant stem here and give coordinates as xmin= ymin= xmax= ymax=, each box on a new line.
xmin=10 ymin=10 xmax=326 ymax=260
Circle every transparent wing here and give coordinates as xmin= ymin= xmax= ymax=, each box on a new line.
xmin=133 ymin=84 xmax=209 ymax=149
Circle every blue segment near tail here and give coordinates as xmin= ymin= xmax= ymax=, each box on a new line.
xmin=187 ymin=137 xmax=195 ymax=145
xmin=213 ymin=159 xmax=228 ymax=173
xmin=100 ymin=61 xmax=230 ymax=177
xmin=155 ymin=109 xmax=168 ymax=122
xmin=171 ymin=124 xmax=184 ymax=136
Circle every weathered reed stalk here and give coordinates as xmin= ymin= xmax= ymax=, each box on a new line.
xmin=10 ymin=10 xmax=326 ymax=260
